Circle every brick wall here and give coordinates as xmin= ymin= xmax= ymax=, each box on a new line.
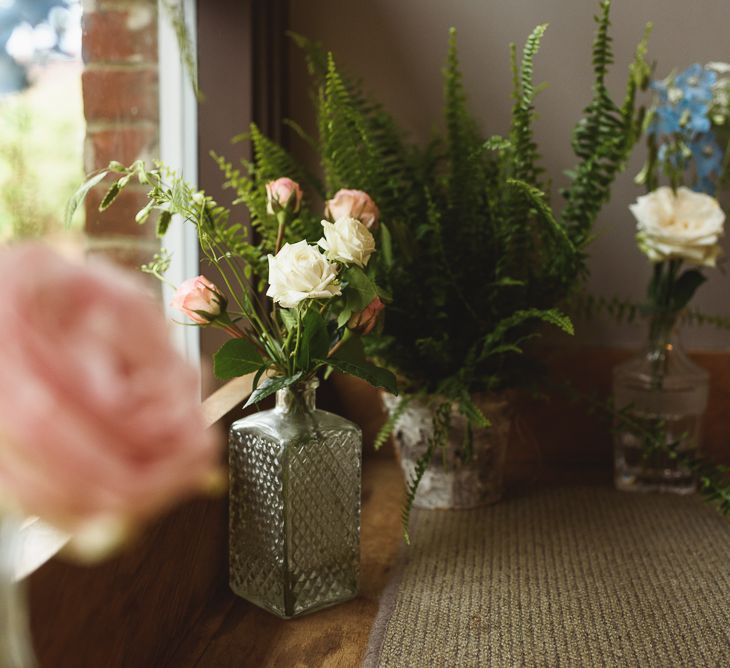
xmin=81 ymin=0 xmax=159 ymax=250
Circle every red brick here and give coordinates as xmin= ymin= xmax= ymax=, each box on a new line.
xmin=82 ymin=68 xmax=159 ymax=123
xmin=83 ymin=11 xmax=157 ymax=64
xmin=85 ymin=182 xmax=157 ymax=238
xmin=87 ymin=126 xmax=158 ymax=171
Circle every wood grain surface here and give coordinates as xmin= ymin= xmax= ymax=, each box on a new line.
xmin=27 ymin=347 xmax=730 ymax=667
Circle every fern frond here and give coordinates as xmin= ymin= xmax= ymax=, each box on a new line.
xmin=682 ymin=308 xmax=730 ymax=331
xmin=374 ymin=395 xmax=413 ymax=451
xmin=506 ymin=178 xmax=573 ymax=251
xmin=401 ymin=402 xmax=451 ymax=543
xmin=561 ymin=1 xmax=651 ymax=246
xmin=510 ymin=24 xmax=548 ymax=186
xmin=476 ymin=308 xmax=574 ymax=363
xmin=571 ymin=292 xmax=644 ymax=324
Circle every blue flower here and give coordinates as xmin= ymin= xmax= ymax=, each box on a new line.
xmin=689 ymin=131 xmax=724 ymax=194
xmin=649 ymin=64 xmax=716 ymax=137
xmin=647 ymin=63 xmax=726 ymax=191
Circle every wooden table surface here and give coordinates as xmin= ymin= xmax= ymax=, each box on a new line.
xmin=26 ymin=347 xmax=730 ymax=667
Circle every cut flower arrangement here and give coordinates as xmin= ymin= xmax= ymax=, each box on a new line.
xmin=610 ymin=61 xmax=730 ymax=504
xmin=70 ymin=144 xmax=397 ymax=618
xmin=69 ymin=168 xmax=397 ymax=404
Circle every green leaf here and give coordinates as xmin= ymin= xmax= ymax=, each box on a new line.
xmin=108 ymin=161 xmax=128 ymax=173
xmin=322 ymin=357 xmax=398 ymax=394
xmin=671 ymin=269 xmax=707 ymax=312
xmin=279 ymin=308 xmax=298 ymax=331
xmin=379 ymin=223 xmax=393 ymax=269
xmin=297 ymin=308 xmax=330 ymax=369
xmin=331 ymin=335 xmax=367 ymax=365
xmin=99 ymin=174 xmax=131 ymax=211
xmin=136 ymin=201 xmax=155 ymax=225
xmin=244 ymin=372 xmax=303 ymax=408
xmin=252 ymin=365 xmax=268 ymax=392
xmin=156 ymin=210 xmax=173 ymax=238
xmin=65 ymin=171 xmax=108 ymax=228
xmin=213 ymin=339 xmax=264 ymax=380
xmin=337 ymin=307 xmax=354 ymax=329
xmin=342 ymin=266 xmax=378 ymax=313
xmin=99 ymin=182 xmax=121 ymax=211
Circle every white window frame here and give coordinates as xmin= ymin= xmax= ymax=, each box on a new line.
xmin=158 ymin=0 xmax=200 ymax=367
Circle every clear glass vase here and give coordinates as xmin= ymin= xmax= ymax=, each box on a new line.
xmin=228 ymin=378 xmax=362 ymax=619
xmin=382 ymin=393 xmax=512 ymax=509
xmin=0 ymin=515 xmax=36 ymax=668
xmin=612 ymin=320 xmax=708 ymax=494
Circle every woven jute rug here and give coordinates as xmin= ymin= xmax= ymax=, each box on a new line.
xmin=363 ymin=485 xmax=730 ymax=667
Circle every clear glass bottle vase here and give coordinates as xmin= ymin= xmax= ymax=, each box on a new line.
xmin=228 ymin=378 xmax=362 ymax=619
xmin=612 ymin=319 xmax=708 ymax=494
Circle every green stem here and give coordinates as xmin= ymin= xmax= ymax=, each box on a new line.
xmin=274 ymin=209 xmax=288 ymax=255
xmin=291 ymin=308 xmax=303 ymax=376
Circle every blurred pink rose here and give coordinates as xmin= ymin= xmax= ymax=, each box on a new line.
xmin=171 ymin=275 xmax=225 ymax=324
xmin=326 ymin=189 xmax=380 ymax=230
xmin=348 ymin=296 xmax=385 ymax=335
xmin=0 ymin=244 xmax=220 ymax=549
xmin=266 ymin=177 xmax=303 ymax=214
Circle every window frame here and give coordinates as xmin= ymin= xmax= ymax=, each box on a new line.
xmin=158 ymin=0 xmax=201 ymax=369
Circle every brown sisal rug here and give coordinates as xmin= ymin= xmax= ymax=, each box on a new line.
xmin=363 ymin=485 xmax=730 ymax=667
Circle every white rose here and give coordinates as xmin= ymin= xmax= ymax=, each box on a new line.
xmin=266 ymin=240 xmax=341 ymax=308
xmin=630 ymin=186 xmax=725 ymax=267
xmin=318 ymin=217 xmax=376 ymax=268
xmin=708 ymin=62 xmax=730 ymax=75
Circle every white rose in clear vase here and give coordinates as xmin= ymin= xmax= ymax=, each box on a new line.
xmin=318 ymin=217 xmax=376 ymax=268
xmin=631 ymin=186 xmax=725 ymax=266
xmin=266 ymin=240 xmax=341 ymax=308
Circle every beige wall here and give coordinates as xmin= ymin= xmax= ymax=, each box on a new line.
xmin=288 ymin=0 xmax=730 ymax=350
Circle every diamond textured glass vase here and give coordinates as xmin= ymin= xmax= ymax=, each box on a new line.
xmin=382 ymin=393 xmax=512 ymax=509
xmin=228 ymin=379 xmax=362 ymax=619
xmin=613 ymin=323 xmax=708 ymax=495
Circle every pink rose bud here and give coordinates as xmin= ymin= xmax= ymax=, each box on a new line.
xmin=326 ymin=189 xmax=380 ymax=230
xmin=348 ymin=297 xmax=385 ymax=335
xmin=171 ymin=275 xmax=226 ymax=324
xmin=266 ymin=177 xmax=303 ymax=215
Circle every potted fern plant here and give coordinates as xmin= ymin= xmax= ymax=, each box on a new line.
xmin=97 ymin=0 xmax=647 ymax=542
xmin=290 ymin=0 xmax=651 ymax=531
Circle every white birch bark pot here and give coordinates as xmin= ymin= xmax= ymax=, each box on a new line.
xmin=381 ymin=393 xmax=513 ymax=509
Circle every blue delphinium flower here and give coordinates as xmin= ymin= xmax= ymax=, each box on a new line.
xmin=689 ymin=132 xmax=724 ymax=194
xmin=649 ymin=63 xmax=717 ymax=136
xmin=648 ymin=63 xmax=724 ymax=193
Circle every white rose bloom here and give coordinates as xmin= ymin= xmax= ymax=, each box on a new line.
xmin=708 ymin=62 xmax=730 ymax=75
xmin=318 ymin=217 xmax=376 ymax=268
xmin=266 ymin=240 xmax=341 ymax=308
xmin=630 ymin=186 xmax=725 ymax=267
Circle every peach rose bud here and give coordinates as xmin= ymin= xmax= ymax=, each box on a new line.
xmin=266 ymin=177 xmax=303 ymax=215
xmin=171 ymin=275 xmax=226 ymax=324
xmin=348 ymin=297 xmax=385 ymax=335
xmin=326 ymin=189 xmax=380 ymax=230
